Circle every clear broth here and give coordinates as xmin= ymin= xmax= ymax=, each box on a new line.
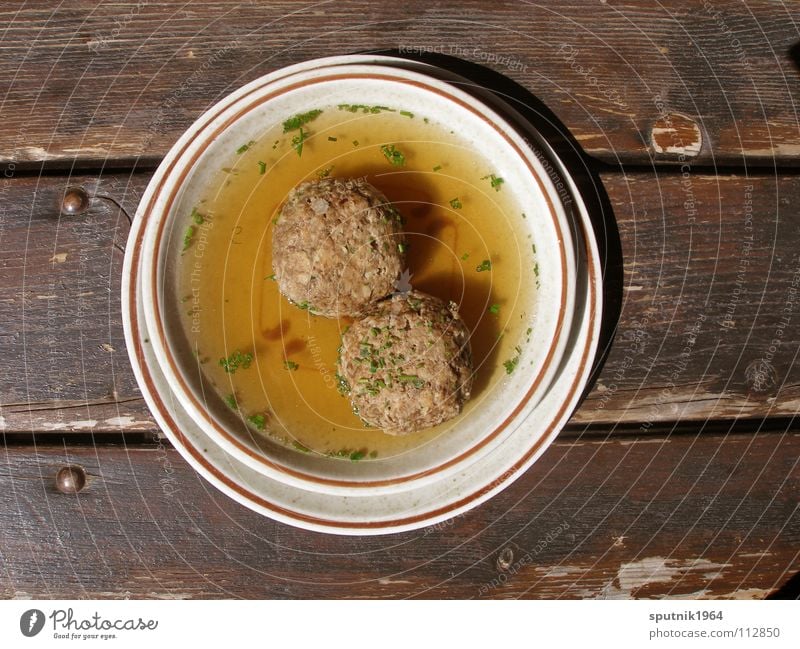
xmin=178 ymin=107 xmax=536 ymax=460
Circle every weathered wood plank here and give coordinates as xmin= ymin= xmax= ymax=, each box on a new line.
xmin=0 ymin=433 xmax=796 ymax=598
xmin=2 ymin=170 xmax=800 ymax=433
xmin=0 ymin=1 xmax=798 ymax=168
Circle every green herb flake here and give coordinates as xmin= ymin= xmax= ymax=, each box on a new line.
xmin=476 ymin=259 xmax=492 ymax=272
xmin=257 ymin=160 xmax=267 ymax=175
xmin=380 ymin=144 xmax=406 ymax=167
xmin=352 ymin=139 xmax=360 ymax=147
xmin=284 ymin=360 xmax=299 ymax=371
xmin=291 ymin=128 xmax=307 ymax=157
xmin=282 ymin=109 xmax=323 ymax=133
xmin=224 ymin=394 xmax=238 ymax=410
xmin=219 ymin=350 xmax=253 ymax=374
xmin=317 ymin=165 xmax=334 ymax=178
xmin=292 ymin=441 xmax=311 ymax=453
xmin=432 ymin=164 xmax=442 ymax=172
xmin=236 ymin=140 xmax=255 ymax=155
xmin=336 ymin=372 xmax=351 ymax=395
xmin=247 ymin=413 xmax=266 ymax=430
xmin=399 ymin=110 xmax=414 ymax=118
xmin=337 ymin=104 xmax=396 ymax=114
xmin=503 ymin=346 xmax=523 ymax=375
xmin=488 ymin=303 xmax=500 ymax=315
xmin=182 ymin=225 xmax=196 ymax=251
xmin=327 ymin=136 xmax=338 ymax=142
xmin=397 ymin=242 xmax=408 ymax=253
xmin=460 ymin=252 xmax=470 ymax=261
xmin=369 ymin=450 xmax=378 ymax=458
xmin=480 ymin=173 xmax=505 ymax=191
xmin=265 ymin=273 xmax=276 ymax=281
xmin=190 ymin=207 xmax=205 ymax=225
xmin=534 ymin=263 xmax=540 ymax=277
xmin=449 ymin=197 xmax=462 ymax=209
xmin=349 ymin=449 xmax=367 ymax=461
xmin=398 ymin=374 xmax=425 ymax=389
xmin=423 ymin=117 xmax=430 ymax=124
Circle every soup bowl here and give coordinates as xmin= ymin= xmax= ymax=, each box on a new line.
xmin=134 ymin=61 xmax=576 ymax=496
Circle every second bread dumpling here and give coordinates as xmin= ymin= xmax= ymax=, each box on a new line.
xmin=337 ymin=290 xmax=474 ymax=435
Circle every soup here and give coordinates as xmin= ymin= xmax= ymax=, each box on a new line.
xmin=176 ymin=105 xmax=537 ymax=460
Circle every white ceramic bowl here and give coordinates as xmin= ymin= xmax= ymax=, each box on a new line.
xmin=133 ymin=62 xmax=576 ymax=496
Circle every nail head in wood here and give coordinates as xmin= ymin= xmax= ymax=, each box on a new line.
xmin=496 ymin=546 xmax=514 ymax=571
xmin=61 ymin=187 xmax=90 ymax=216
xmin=55 ymin=465 xmax=87 ymax=493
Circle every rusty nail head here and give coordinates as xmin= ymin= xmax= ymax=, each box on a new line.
xmin=55 ymin=465 xmax=87 ymax=493
xmin=61 ymin=187 xmax=90 ymax=215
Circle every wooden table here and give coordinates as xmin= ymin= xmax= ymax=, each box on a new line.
xmin=2 ymin=0 xmax=799 ymax=599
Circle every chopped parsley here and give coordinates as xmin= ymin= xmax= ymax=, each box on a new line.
xmin=380 ymin=144 xmax=405 ymax=166
xmin=337 ymin=104 xmax=395 ymax=114
xmin=282 ymin=109 xmax=323 ymax=132
xmin=257 ymin=160 xmax=267 ymax=175
xmin=460 ymin=252 xmax=470 ymax=261
xmin=292 ymin=441 xmax=311 ymax=453
xmin=191 ymin=207 xmax=205 ymax=225
xmin=247 ymin=413 xmax=266 ymax=430
xmin=284 ymin=359 xmax=299 ymax=371
xmin=317 ymin=165 xmax=334 ymax=178
xmin=291 ymin=127 xmax=308 ymax=157
xmin=534 ymin=262 xmax=540 ymax=277
xmin=488 ymin=303 xmax=500 ymax=315
xmin=449 ymin=197 xmax=462 ymax=209
xmin=398 ymin=374 xmax=425 ymax=389
xmin=352 ymin=139 xmax=360 ymax=147
xmin=236 ymin=140 xmax=255 ymax=154
xmin=350 ymin=449 xmax=367 ymax=461
xmin=399 ymin=110 xmax=414 ymax=118
xmin=327 ymin=135 xmax=338 ymax=142
xmin=432 ymin=164 xmax=442 ymax=172
xmin=503 ymin=346 xmax=523 ymax=375
xmin=481 ymin=173 xmax=505 ymax=191
xmin=336 ymin=371 xmax=351 ymax=395
xmin=397 ymin=242 xmax=408 ymax=253
xmin=265 ymin=273 xmax=276 ymax=281
xmin=219 ymin=350 xmax=253 ymax=373
xmin=476 ymin=259 xmax=492 ymax=272
xmin=224 ymin=394 xmax=238 ymax=409
xmin=182 ymin=225 xmax=196 ymax=251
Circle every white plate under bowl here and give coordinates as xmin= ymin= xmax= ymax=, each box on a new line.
xmin=134 ymin=61 xmax=577 ymax=495
xmin=121 ymin=55 xmax=601 ymax=533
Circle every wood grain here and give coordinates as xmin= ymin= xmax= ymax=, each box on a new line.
xmin=3 ymin=170 xmax=799 ymax=434
xmin=0 ymin=1 xmax=798 ymax=168
xmin=0 ymin=433 xmax=796 ymax=598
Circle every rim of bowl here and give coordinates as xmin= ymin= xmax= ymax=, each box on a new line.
xmin=137 ymin=63 xmax=576 ymax=493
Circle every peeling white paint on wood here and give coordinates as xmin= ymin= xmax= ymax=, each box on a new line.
xmin=600 ymin=556 xmax=730 ymax=599
xmin=41 ymin=419 xmax=99 ymax=430
xmin=103 ymin=416 xmax=150 ymax=427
